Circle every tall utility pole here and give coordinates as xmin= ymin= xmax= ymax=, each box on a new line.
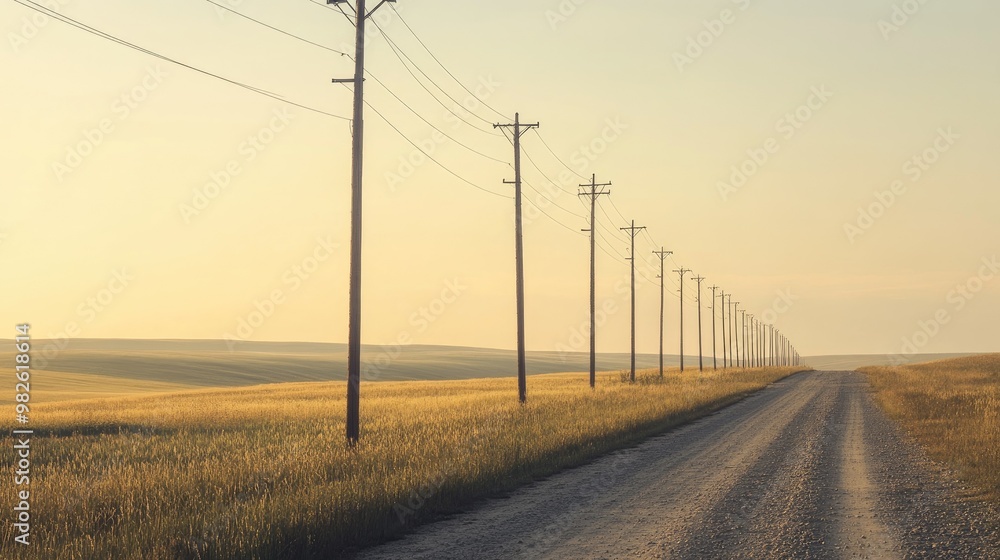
xmin=742 ymin=310 xmax=748 ymax=368
xmin=709 ymin=286 xmax=719 ymax=370
xmin=495 ymin=113 xmax=540 ymax=403
xmin=653 ymin=248 xmax=673 ymax=378
xmin=692 ymin=275 xmax=705 ymax=371
xmin=621 ymin=221 xmax=646 ymax=383
xmin=733 ymin=302 xmax=740 ymax=368
xmin=727 ymin=294 xmax=736 ymax=367
xmin=578 ymin=175 xmax=611 ymax=389
xmin=673 ymin=268 xmax=690 ymax=371
xmin=719 ymin=291 xmax=727 ymax=369
xmin=341 ymin=0 xmax=398 ymax=445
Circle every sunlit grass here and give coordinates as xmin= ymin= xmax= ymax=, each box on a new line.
xmin=0 ymin=366 xmax=803 ymax=559
xmin=862 ymin=354 xmax=1000 ymax=501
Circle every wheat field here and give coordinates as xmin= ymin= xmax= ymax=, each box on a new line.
xmin=862 ymin=354 xmax=1000 ymax=501
xmin=0 ymin=366 xmax=803 ymax=559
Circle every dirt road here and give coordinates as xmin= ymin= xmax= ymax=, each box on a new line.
xmin=355 ymin=371 xmax=1000 ymax=559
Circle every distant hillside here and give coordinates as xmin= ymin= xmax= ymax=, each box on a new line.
xmin=2 ymin=339 xmax=983 ymax=392
xmin=5 ymin=339 xmax=695 ymax=389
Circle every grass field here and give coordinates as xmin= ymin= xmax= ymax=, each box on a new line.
xmin=862 ymin=354 xmax=1000 ymax=501
xmin=0 ymin=366 xmax=803 ymax=559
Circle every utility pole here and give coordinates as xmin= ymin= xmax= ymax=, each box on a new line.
xmin=673 ymin=268 xmax=690 ymax=371
xmin=732 ymin=301 xmax=740 ymax=369
xmin=719 ymin=291 xmax=727 ymax=369
xmin=692 ymin=275 xmax=705 ymax=372
xmin=709 ymin=286 xmax=719 ymax=370
xmin=621 ymin=221 xmax=646 ymax=383
xmin=741 ymin=309 xmax=747 ymax=368
xmin=653 ymin=248 xmax=673 ymax=379
xmin=727 ymin=296 xmax=734 ymax=368
xmin=495 ymin=113 xmax=540 ymax=403
xmin=578 ymin=175 xmax=611 ymax=389
xmin=339 ymin=0 xmax=397 ymax=445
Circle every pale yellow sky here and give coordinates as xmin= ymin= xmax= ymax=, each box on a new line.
xmin=2 ymin=0 xmax=998 ymax=358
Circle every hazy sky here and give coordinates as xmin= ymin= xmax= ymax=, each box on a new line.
xmin=3 ymin=0 xmax=998 ymax=359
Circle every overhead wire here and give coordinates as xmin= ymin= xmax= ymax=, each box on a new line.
xmin=11 ymin=0 xmax=351 ymax=120
xmin=387 ymin=3 xmax=511 ymax=121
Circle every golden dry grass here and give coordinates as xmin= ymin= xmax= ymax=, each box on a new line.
xmin=862 ymin=354 xmax=1000 ymax=501
xmin=0 ymin=366 xmax=803 ymax=559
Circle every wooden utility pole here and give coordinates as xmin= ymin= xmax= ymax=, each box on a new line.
xmin=709 ymin=286 xmax=719 ymax=370
xmin=719 ymin=290 xmax=728 ymax=369
xmin=495 ymin=113 xmax=539 ymax=403
xmin=621 ymin=221 xmax=646 ymax=383
xmin=578 ymin=175 xmax=611 ymax=389
xmin=726 ymin=294 xmax=736 ymax=367
xmin=732 ymin=301 xmax=740 ymax=368
xmin=341 ymin=0 xmax=398 ymax=444
xmin=673 ymin=268 xmax=690 ymax=371
xmin=692 ymin=275 xmax=705 ymax=372
xmin=741 ymin=310 xmax=748 ymax=368
xmin=653 ymin=248 xmax=673 ymax=378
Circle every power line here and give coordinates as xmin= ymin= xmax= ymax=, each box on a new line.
xmin=372 ymin=21 xmax=500 ymax=135
xmin=11 ymin=0 xmax=351 ymax=121
xmin=202 ymin=0 xmax=349 ymax=55
xmin=353 ymin=86 xmax=510 ymax=199
xmin=387 ymin=3 xmax=511 ymax=121
xmin=197 ymin=1 xmax=506 ymax=167
xmin=531 ymin=129 xmax=588 ymax=181
xmin=367 ymin=72 xmax=509 ymax=164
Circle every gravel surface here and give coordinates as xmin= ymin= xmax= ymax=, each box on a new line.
xmin=353 ymin=371 xmax=1000 ymax=559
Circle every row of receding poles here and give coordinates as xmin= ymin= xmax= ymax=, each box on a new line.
xmin=339 ymin=0 xmax=799 ymax=443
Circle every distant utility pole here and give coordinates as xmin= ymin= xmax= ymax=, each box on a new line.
xmin=621 ymin=220 xmax=646 ymax=383
xmin=653 ymin=248 xmax=673 ymax=378
xmin=495 ymin=113 xmax=540 ymax=403
xmin=727 ymin=295 xmax=734 ymax=368
xmin=733 ymin=302 xmax=741 ymax=368
xmin=741 ymin=309 xmax=748 ymax=368
xmin=673 ymin=268 xmax=690 ymax=371
xmin=719 ymin=290 xmax=727 ymax=369
xmin=709 ymin=286 xmax=719 ymax=370
xmin=769 ymin=324 xmax=775 ymax=367
xmin=692 ymin=275 xmax=705 ymax=372
xmin=340 ymin=0 xmax=398 ymax=445
xmin=578 ymin=175 xmax=611 ymax=389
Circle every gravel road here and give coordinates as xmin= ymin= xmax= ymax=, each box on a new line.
xmin=354 ymin=371 xmax=1000 ymax=559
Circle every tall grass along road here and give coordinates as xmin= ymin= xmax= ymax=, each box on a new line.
xmin=356 ymin=371 xmax=1000 ymax=559
xmin=0 ymin=367 xmax=799 ymax=559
